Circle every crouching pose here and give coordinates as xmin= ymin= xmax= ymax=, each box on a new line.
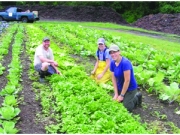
xmin=34 ymin=37 xmax=61 ymax=83
xmin=109 ymin=44 xmax=142 ymax=112
xmin=91 ymin=38 xmax=112 ymax=84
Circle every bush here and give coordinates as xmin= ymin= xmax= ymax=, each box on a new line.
xmin=159 ymin=2 xmax=180 ymax=13
xmin=122 ymin=10 xmax=143 ymax=23
xmin=160 ymin=4 xmax=174 ymax=13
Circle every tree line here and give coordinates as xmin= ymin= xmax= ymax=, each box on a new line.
xmin=1 ymin=1 xmax=180 ymax=23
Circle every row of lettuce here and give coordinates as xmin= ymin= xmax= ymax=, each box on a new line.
xmin=38 ymin=22 xmax=180 ymax=104
xmin=24 ymin=24 xmax=149 ymax=133
xmin=0 ymin=24 xmax=24 ymax=133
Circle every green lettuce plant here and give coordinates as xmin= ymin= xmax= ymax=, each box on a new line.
xmin=0 ymin=121 xmax=19 ymax=134
xmin=0 ymin=63 xmax=5 ymax=75
xmin=159 ymin=82 xmax=180 ymax=103
xmin=2 ymin=95 xmax=18 ymax=106
xmin=0 ymin=106 xmax=20 ymax=120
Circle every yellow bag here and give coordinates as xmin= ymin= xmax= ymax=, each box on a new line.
xmin=91 ymin=61 xmax=111 ymax=84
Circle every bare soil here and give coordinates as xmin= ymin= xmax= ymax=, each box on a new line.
xmin=132 ymin=13 xmax=180 ymax=35
xmin=16 ymin=41 xmax=45 ymax=133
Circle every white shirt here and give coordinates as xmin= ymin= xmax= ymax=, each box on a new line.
xmin=34 ymin=45 xmax=54 ymax=66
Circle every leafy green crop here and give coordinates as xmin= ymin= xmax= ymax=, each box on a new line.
xmin=0 ymin=85 xmax=16 ymax=96
xmin=0 ymin=106 xmax=20 ymax=120
xmin=2 ymin=95 xmax=18 ymax=107
xmin=0 ymin=63 xmax=5 ymax=75
xmin=25 ymin=22 xmax=180 ymax=134
xmin=159 ymin=82 xmax=180 ymax=103
xmin=0 ymin=121 xmax=19 ymax=134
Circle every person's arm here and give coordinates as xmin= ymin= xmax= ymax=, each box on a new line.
xmin=39 ymin=55 xmax=55 ymax=63
xmin=112 ymin=72 xmax=118 ymax=100
xmin=50 ymin=62 xmax=61 ymax=74
xmin=117 ymin=70 xmax=130 ymax=102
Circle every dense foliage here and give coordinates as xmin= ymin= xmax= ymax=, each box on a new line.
xmin=0 ymin=1 xmax=180 ymax=22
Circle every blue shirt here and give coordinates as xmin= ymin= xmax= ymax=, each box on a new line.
xmin=96 ymin=48 xmax=112 ymax=61
xmin=110 ymin=57 xmax=137 ymax=92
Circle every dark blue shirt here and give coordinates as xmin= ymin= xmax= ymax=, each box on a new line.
xmin=110 ymin=57 xmax=137 ymax=92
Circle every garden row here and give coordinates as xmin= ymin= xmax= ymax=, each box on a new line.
xmin=24 ymin=24 xmax=149 ymax=133
xmin=0 ymin=24 xmax=24 ymax=133
xmin=38 ymin=22 xmax=180 ymax=104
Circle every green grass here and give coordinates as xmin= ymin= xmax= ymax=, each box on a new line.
xmin=108 ymin=31 xmax=180 ymax=54
xmin=39 ymin=21 xmax=180 ymax=54
xmin=40 ymin=21 xmax=180 ymax=37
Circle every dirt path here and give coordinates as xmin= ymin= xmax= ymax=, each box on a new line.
xmin=16 ymin=30 xmax=45 ymax=134
xmin=133 ymin=90 xmax=180 ymax=133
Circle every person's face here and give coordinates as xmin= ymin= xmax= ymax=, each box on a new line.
xmin=43 ymin=40 xmax=50 ymax=50
xmin=109 ymin=50 xmax=120 ymax=61
xmin=98 ymin=43 xmax=105 ymax=51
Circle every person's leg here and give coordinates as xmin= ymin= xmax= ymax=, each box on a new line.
xmin=135 ymin=92 xmax=142 ymax=107
xmin=41 ymin=62 xmax=50 ymax=71
xmin=47 ymin=65 xmax=56 ymax=75
xmin=35 ymin=63 xmax=42 ymax=73
xmin=93 ymin=61 xmax=111 ymax=84
xmin=121 ymin=90 xmax=139 ymax=112
xmin=35 ymin=63 xmax=49 ymax=83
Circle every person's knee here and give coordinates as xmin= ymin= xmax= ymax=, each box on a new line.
xmin=41 ymin=62 xmax=50 ymax=71
xmin=123 ymin=101 xmax=135 ymax=112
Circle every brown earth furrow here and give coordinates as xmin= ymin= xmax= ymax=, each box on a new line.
xmin=16 ymin=29 xmax=45 ymax=134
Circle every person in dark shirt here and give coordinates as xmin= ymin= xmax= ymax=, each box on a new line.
xmin=109 ymin=44 xmax=142 ymax=112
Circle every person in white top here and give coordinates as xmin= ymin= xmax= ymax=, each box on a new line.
xmin=34 ymin=37 xmax=61 ymax=83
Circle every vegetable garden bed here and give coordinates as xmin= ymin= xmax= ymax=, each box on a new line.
xmin=0 ymin=22 xmax=179 ymax=134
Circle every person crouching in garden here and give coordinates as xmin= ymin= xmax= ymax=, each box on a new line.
xmin=91 ymin=38 xmax=111 ymax=84
xmin=109 ymin=44 xmax=142 ymax=112
xmin=34 ymin=37 xmax=61 ymax=83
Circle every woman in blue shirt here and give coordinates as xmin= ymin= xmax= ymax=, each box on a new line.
xmin=109 ymin=44 xmax=142 ymax=112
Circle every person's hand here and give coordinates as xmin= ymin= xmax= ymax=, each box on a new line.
xmin=117 ymin=95 xmax=124 ymax=102
xmin=91 ymin=70 xmax=95 ymax=75
xmin=53 ymin=61 xmax=58 ymax=66
xmin=97 ymin=73 xmax=103 ymax=80
xmin=56 ymin=70 xmax=61 ymax=75
xmin=113 ymin=94 xmax=118 ymax=100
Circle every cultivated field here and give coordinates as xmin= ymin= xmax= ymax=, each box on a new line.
xmin=0 ymin=21 xmax=180 ymax=134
